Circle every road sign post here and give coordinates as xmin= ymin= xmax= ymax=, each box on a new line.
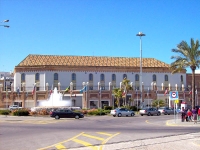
xmin=169 ymin=91 xmax=179 ymax=123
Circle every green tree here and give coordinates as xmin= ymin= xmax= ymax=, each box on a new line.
xmin=170 ymin=38 xmax=200 ymax=109
xmin=113 ymin=88 xmax=123 ymax=107
xmin=122 ymin=77 xmax=132 ymax=106
xmin=152 ymin=99 xmax=165 ymax=108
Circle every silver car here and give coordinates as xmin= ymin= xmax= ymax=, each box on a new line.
xmin=158 ymin=107 xmax=175 ymax=115
xmin=110 ymin=108 xmax=135 ymax=117
xmin=139 ymin=107 xmax=161 ymax=116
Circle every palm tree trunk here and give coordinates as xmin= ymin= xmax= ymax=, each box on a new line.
xmin=191 ymin=66 xmax=196 ymax=109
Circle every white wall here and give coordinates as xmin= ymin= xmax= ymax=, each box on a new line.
xmin=14 ymin=71 xmax=186 ymax=92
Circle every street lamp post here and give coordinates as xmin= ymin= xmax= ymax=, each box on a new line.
xmin=136 ymin=32 xmax=145 ymax=106
xmin=0 ymin=20 xmax=10 ymax=28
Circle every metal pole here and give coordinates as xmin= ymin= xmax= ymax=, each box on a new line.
xmin=140 ymin=36 xmax=143 ymax=106
xmin=137 ymin=90 xmax=138 ymax=113
xmin=136 ymin=32 xmax=145 ymax=107
xmin=6 ymin=85 xmax=8 ymax=109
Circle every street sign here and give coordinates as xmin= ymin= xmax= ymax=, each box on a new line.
xmin=175 ymin=100 xmax=179 ymax=104
xmin=169 ymin=91 xmax=179 ymax=100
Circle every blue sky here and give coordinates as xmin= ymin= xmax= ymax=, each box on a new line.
xmin=1 ymin=0 xmax=200 ymax=73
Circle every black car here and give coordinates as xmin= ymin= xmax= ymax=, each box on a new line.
xmin=50 ymin=109 xmax=84 ymax=119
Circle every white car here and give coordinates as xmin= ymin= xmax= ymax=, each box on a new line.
xmin=110 ymin=108 xmax=135 ymax=117
xmin=9 ymin=105 xmax=22 ymax=110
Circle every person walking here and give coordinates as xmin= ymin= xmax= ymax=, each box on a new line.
xmin=187 ymin=109 xmax=192 ymax=122
xmin=192 ymin=107 xmax=197 ymax=124
xmin=181 ymin=107 xmax=186 ymax=122
xmin=198 ymin=107 xmax=200 ymax=121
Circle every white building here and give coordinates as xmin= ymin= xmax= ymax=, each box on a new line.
xmin=11 ymin=54 xmax=186 ymax=108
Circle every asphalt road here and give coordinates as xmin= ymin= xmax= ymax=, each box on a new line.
xmin=0 ymin=114 xmax=199 ymax=150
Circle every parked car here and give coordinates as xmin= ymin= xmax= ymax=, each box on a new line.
xmin=139 ymin=107 xmax=161 ymax=116
xmin=50 ymin=109 xmax=84 ymax=119
xmin=9 ymin=105 xmax=22 ymax=110
xmin=158 ymin=107 xmax=175 ymax=115
xmin=110 ymin=108 xmax=135 ymax=117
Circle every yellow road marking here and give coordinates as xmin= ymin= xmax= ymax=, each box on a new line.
xmin=72 ymin=139 xmax=98 ymax=150
xmin=55 ymin=143 xmax=66 ymax=149
xmin=99 ymin=132 xmax=120 ymax=150
xmin=82 ymin=133 xmax=104 ymax=141
xmin=37 ymin=132 xmax=84 ymax=150
xmin=96 ymin=132 xmax=112 ymax=136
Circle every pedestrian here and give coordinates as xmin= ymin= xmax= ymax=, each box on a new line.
xmin=187 ymin=109 xmax=192 ymax=122
xmin=192 ymin=107 xmax=197 ymax=124
xmin=181 ymin=107 xmax=186 ymax=122
xmin=198 ymin=107 xmax=200 ymax=121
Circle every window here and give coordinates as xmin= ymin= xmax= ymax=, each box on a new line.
xmin=54 ymin=73 xmax=58 ymax=80
xmin=123 ymin=74 xmax=127 ymax=79
xmin=135 ymin=74 xmax=139 ymax=81
xmin=72 ymin=73 xmax=76 ymax=81
xmin=164 ymin=75 xmax=168 ymax=81
xmin=35 ymin=73 xmax=39 ymax=81
xmin=21 ymin=73 xmax=25 ymax=82
xmin=89 ymin=74 xmax=93 ymax=81
xmin=153 ymin=74 xmax=156 ymax=82
xmin=100 ymin=74 xmax=105 ymax=81
xmin=112 ymin=74 xmax=116 ymax=82
xmin=181 ymin=75 xmax=183 ymax=82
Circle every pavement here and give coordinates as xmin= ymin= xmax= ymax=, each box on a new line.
xmin=1 ymin=115 xmax=200 ymax=150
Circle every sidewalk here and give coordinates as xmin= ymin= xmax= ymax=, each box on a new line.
xmin=166 ymin=118 xmax=200 ymax=127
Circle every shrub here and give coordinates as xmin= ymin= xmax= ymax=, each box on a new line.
xmin=129 ymin=106 xmax=138 ymax=111
xmin=104 ymin=106 xmax=113 ymax=110
xmin=0 ymin=110 xmax=11 ymax=115
xmin=12 ymin=109 xmax=29 ymax=116
xmin=102 ymin=109 xmax=110 ymax=114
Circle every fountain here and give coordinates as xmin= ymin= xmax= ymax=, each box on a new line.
xmin=38 ymin=87 xmax=72 ymax=107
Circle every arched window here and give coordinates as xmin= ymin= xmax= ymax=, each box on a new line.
xmin=72 ymin=73 xmax=76 ymax=81
xmin=54 ymin=73 xmax=58 ymax=80
xmin=89 ymin=74 xmax=93 ymax=81
xmin=35 ymin=73 xmax=39 ymax=81
xmin=100 ymin=74 xmax=105 ymax=81
xmin=123 ymin=74 xmax=127 ymax=79
xmin=153 ymin=74 xmax=156 ymax=82
xmin=181 ymin=75 xmax=183 ymax=82
xmin=135 ymin=74 xmax=139 ymax=81
xmin=21 ymin=73 xmax=25 ymax=82
xmin=164 ymin=75 xmax=168 ymax=81
xmin=112 ymin=74 xmax=116 ymax=82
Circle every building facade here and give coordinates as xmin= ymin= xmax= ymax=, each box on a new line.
xmin=1 ymin=54 xmax=196 ymax=109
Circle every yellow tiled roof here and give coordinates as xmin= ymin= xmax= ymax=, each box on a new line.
xmin=16 ymin=54 xmax=170 ymax=68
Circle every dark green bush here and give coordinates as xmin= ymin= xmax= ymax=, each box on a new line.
xmin=102 ymin=109 xmax=110 ymax=114
xmin=12 ymin=109 xmax=29 ymax=116
xmin=104 ymin=106 xmax=113 ymax=110
xmin=129 ymin=106 xmax=138 ymax=111
xmin=0 ymin=110 xmax=10 ymax=115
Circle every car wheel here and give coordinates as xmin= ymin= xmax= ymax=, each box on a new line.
xmin=131 ymin=113 xmax=135 ymax=117
xmin=148 ymin=112 xmax=151 ymax=116
xmin=168 ymin=113 xmax=170 ymax=115
xmin=75 ymin=115 xmax=79 ymax=119
xmin=140 ymin=114 xmax=143 ymax=116
xmin=113 ymin=115 xmax=116 ymax=117
xmin=157 ymin=112 xmax=160 ymax=116
xmin=118 ymin=113 xmax=122 ymax=117
xmin=55 ymin=115 xmax=60 ymax=119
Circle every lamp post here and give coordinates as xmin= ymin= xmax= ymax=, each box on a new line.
xmin=0 ymin=20 xmax=10 ymax=28
xmin=136 ymin=32 xmax=145 ymax=105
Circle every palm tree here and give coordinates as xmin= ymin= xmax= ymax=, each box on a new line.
xmin=170 ymin=38 xmax=200 ymax=109
xmin=122 ymin=77 xmax=132 ymax=106
xmin=113 ymin=88 xmax=123 ymax=107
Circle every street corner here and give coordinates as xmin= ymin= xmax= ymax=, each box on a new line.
xmin=166 ymin=119 xmax=200 ymax=127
